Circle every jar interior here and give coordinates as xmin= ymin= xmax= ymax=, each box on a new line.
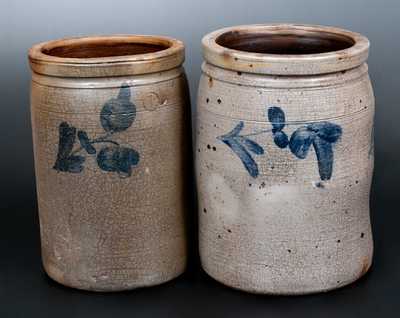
xmin=216 ymin=30 xmax=355 ymax=55
xmin=42 ymin=39 xmax=170 ymax=58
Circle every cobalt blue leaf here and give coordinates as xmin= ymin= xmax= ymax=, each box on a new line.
xmin=313 ymin=137 xmax=334 ymax=180
xmin=53 ymin=122 xmax=86 ymax=173
xmin=56 ymin=122 xmax=76 ymax=159
xmin=100 ymin=84 xmax=136 ymax=133
xmin=77 ymin=130 xmax=96 ymax=154
xmin=54 ymin=155 xmax=85 ymax=173
xmin=268 ymin=106 xmax=285 ymax=132
xmin=273 ymin=131 xmax=289 ymax=148
xmin=224 ymin=121 xmax=244 ymax=138
xmin=96 ymin=145 xmax=140 ymax=177
xmin=117 ymin=147 xmax=140 ymax=178
xmin=63 ymin=155 xmax=85 ymax=173
xmin=97 ymin=146 xmax=119 ymax=172
xmin=238 ymin=136 xmax=265 ymax=155
xmin=220 ymin=137 xmax=259 ymax=178
xmin=308 ymin=122 xmax=342 ymax=143
xmin=118 ymin=83 xmax=131 ymax=100
xmin=126 ymin=147 xmax=140 ymax=166
xmin=289 ymin=127 xmax=316 ymax=159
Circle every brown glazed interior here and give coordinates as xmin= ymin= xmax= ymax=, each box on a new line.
xmin=216 ymin=30 xmax=355 ymax=55
xmin=42 ymin=40 xmax=170 ymax=58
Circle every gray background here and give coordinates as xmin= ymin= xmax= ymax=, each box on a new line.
xmin=0 ymin=0 xmax=399 ymax=208
xmin=1 ymin=0 xmax=399 ymax=317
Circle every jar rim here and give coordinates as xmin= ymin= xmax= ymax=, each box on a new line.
xmin=202 ymin=24 xmax=370 ymax=75
xmin=28 ymin=35 xmax=185 ymax=77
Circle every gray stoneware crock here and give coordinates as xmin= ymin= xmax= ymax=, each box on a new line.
xmin=29 ymin=35 xmax=190 ymax=291
xmin=196 ymin=24 xmax=374 ymax=294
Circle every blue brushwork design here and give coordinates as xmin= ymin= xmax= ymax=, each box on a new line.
xmin=97 ymin=146 xmax=140 ymax=178
xmin=268 ymin=106 xmax=286 ymax=132
xmin=53 ymin=122 xmax=85 ymax=173
xmin=217 ymin=105 xmax=342 ymax=180
xmin=100 ymin=84 xmax=136 ymax=133
xmin=53 ymin=84 xmax=140 ymax=177
xmin=268 ymin=106 xmax=289 ymax=148
xmin=78 ymin=130 xmax=96 ymax=154
xmin=217 ymin=121 xmax=264 ymax=178
xmin=289 ymin=121 xmax=342 ymax=180
xmin=289 ymin=127 xmax=315 ymax=159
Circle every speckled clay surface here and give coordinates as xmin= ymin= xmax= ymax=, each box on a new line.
xmin=29 ymin=35 xmax=190 ymax=291
xmin=196 ymin=24 xmax=374 ymax=294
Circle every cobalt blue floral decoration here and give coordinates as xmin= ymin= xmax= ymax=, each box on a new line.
xmin=53 ymin=122 xmax=85 ymax=173
xmin=100 ymin=84 xmax=136 ymax=133
xmin=268 ymin=106 xmax=289 ymax=148
xmin=97 ymin=146 xmax=140 ymax=178
xmin=218 ymin=121 xmax=264 ymax=178
xmin=218 ymin=105 xmax=342 ymax=180
xmin=53 ymin=84 xmax=140 ymax=177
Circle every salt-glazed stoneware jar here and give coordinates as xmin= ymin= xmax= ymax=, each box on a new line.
xmin=29 ymin=35 xmax=191 ymax=291
xmin=196 ymin=24 xmax=374 ymax=294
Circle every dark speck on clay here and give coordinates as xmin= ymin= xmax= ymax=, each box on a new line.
xmin=315 ymin=181 xmax=325 ymax=188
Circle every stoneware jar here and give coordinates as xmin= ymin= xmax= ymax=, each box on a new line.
xmin=29 ymin=35 xmax=191 ymax=291
xmin=196 ymin=24 xmax=374 ymax=294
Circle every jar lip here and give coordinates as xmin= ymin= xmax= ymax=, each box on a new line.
xmin=28 ymin=35 xmax=185 ymax=77
xmin=202 ymin=24 xmax=370 ymax=75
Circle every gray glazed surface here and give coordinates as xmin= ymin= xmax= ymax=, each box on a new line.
xmin=196 ymin=24 xmax=374 ymax=294
xmin=29 ymin=35 xmax=190 ymax=291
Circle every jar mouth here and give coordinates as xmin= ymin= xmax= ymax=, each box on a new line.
xmin=216 ymin=30 xmax=355 ymax=55
xmin=29 ymin=35 xmax=185 ymax=77
xmin=203 ymin=24 xmax=369 ymax=75
xmin=41 ymin=38 xmax=170 ymax=59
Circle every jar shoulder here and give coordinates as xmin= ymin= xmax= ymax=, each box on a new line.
xmin=198 ymin=63 xmax=374 ymax=123
xmin=31 ymin=68 xmax=189 ymax=115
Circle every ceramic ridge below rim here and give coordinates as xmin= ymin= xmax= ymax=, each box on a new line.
xmin=28 ymin=34 xmax=185 ymax=78
xmin=202 ymin=24 xmax=370 ymax=75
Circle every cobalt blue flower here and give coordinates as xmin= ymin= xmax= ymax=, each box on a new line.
xmin=289 ymin=122 xmax=342 ymax=180
xmin=100 ymin=84 xmax=136 ymax=133
xmin=273 ymin=131 xmax=289 ymax=148
xmin=268 ymin=106 xmax=289 ymax=148
xmin=53 ymin=84 xmax=140 ymax=177
xmin=289 ymin=126 xmax=316 ymax=159
xmin=97 ymin=145 xmax=140 ymax=178
xmin=313 ymin=137 xmax=334 ymax=180
xmin=308 ymin=122 xmax=342 ymax=143
xmin=219 ymin=105 xmax=343 ymax=181
xmin=268 ymin=106 xmax=286 ymax=133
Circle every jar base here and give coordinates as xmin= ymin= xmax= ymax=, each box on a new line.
xmin=201 ymin=261 xmax=372 ymax=295
xmin=43 ymin=261 xmax=186 ymax=292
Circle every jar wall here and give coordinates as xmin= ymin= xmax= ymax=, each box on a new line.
xmin=31 ymin=69 xmax=190 ymax=291
xmin=196 ymin=62 xmax=374 ymax=294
